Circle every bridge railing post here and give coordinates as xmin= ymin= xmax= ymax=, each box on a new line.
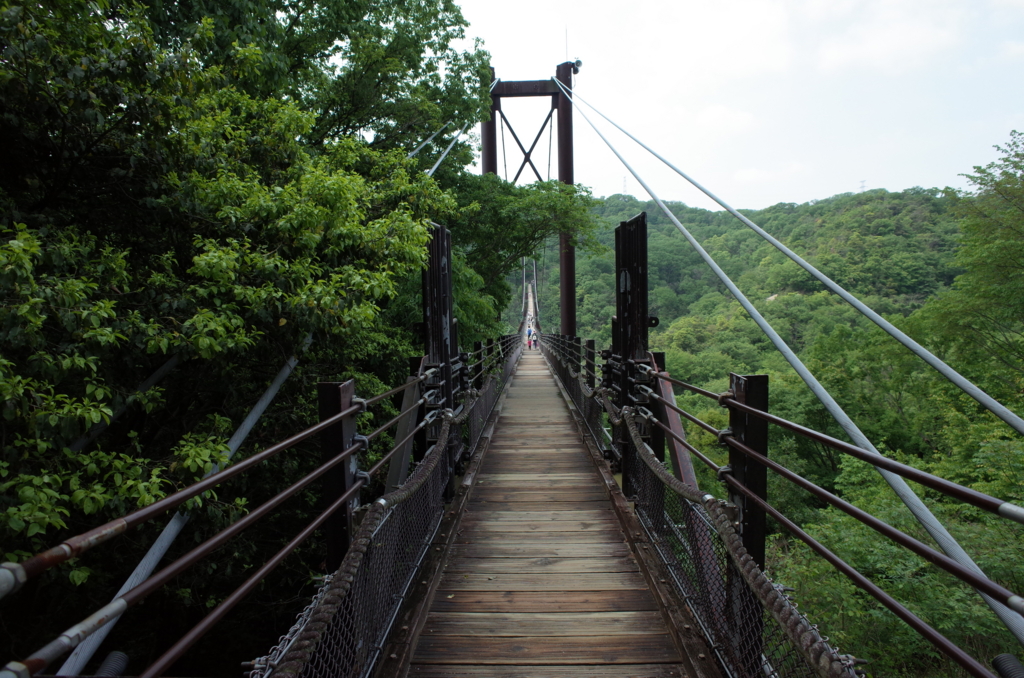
xmin=585 ymin=339 xmax=596 ymax=391
xmin=387 ymin=357 xmax=428 ymax=492
xmin=727 ymin=373 xmax=769 ymax=567
xmin=572 ymin=336 xmax=582 ymax=405
xmin=726 ymin=372 xmax=769 ymax=676
xmin=473 ymin=341 xmax=483 ymax=389
xmin=318 ymin=379 xmax=359 ymax=573
xmin=559 ymin=334 xmax=567 ymax=382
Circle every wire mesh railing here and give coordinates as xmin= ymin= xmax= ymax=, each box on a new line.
xmin=0 ymin=332 xmax=522 ymax=678
xmin=540 ymin=333 xmax=858 ymax=678
xmin=539 ymin=331 xmax=1023 ymax=678
xmin=248 ymin=335 xmax=521 ymax=678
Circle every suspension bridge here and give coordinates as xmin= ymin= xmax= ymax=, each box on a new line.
xmin=3 ymin=61 xmax=1024 ymax=678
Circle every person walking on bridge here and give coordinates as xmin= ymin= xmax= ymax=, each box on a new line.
xmin=526 ymin=325 xmax=534 ymax=350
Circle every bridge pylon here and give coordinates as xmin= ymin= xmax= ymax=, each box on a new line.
xmin=481 ymin=61 xmax=580 ymax=336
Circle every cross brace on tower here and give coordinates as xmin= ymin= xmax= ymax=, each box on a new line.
xmin=480 ymin=61 xmax=580 ymax=336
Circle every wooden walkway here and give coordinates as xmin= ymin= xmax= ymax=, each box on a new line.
xmin=407 ymin=350 xmax=685 ymax=677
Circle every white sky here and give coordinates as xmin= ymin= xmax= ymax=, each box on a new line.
xmin=455 ymin=0 xmax=1024 ymax=211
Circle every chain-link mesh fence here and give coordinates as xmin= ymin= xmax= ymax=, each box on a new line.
xmin=540 ymin=334 xmax=608 ymax=455
xmin=541 ymin=334 xmax=857 ymax=678
xmin=622 ymin=431 xmax=851 ymax=678
xmin=249 ymin=339 xmax=521 ymax=678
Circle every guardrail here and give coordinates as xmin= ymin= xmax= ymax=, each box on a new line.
xmin=541 ymin=329 xmax=1024 ymax=678
xmin=248 ymin=334 xmax=521 ymax=678
xmin=0 ymin=334 xmax=522 ymax=678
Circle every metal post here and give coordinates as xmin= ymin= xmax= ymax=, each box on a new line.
xmin=650 ymin=353 xmax=667 ymax=465
xmin=613 ymin=212 xmax=648 ymax=366
xmin=318 ymin=379 xmax=358 ymax=573
xmin=482 ymin=67 xmax=498 ymax=175
xmin=386 ymin=373 xmax=422 ymax=492
xmin=422 ymin=224 xmax=455 ymax=498
xmin=410 ymin=356 xmax=428 ymax=463
xmin=473 ymin=341 xmax=483 ymax=389
xmin=532 ymin=259 xmax=541 ymax=328
xmin=572 ymin=336 xmax=583 ymax=401
xmin=585 ymin=339 xmax=596 ymax=390
xmin=646 ymin=351 xmax=668 ymax=534
xmin=728 ymin=373 xmax=769 ymax=567
xmin=727 ymin=372 xmax=768 ymax=677
xmin=613 ymin=212 xmax=649 ymax=488
xmin=556 ymin=61 xmax=576 ymax=337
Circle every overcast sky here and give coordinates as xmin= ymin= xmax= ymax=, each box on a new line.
xmin=455 ymin=0 xmax=1024 ymax=211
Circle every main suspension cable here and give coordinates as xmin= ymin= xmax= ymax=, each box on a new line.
xmin=407 ymin=122 xmax=451 ymax=159
xmin=56 ymin=334 xmax=313 ymax=675
xmin=426 ymin=122 xmax=470 ymax=177
xmin=564 ymin=87 xmax=1024 ymax=439
xmin=552 ymin=76 xmax=1024 ymax=647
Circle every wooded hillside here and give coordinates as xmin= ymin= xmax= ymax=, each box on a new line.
xmin=532 ymin=148 xmax=1024 ymax=676
xmin=0 ymin=0 xmax=597 ymax=672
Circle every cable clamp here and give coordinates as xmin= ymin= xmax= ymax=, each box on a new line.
xmin=355 ymin=470 xmax=372 ymax=485
xmin=716 ymin=427 xmax=733 ymax=446
xmin=717 ymin=390 xmax=735 ymax=407
xmin=353 ymin=434 xmax=370 ymax=452
xmin=716 ymin=465 xmax=733 ymax=482
xmin=721 ymin=500 xmax=740 ymax=527
xmin=352 ymin=397 xmax=368 ymax=413
xmin=635 ymin=406 xmax=655 ymax=427
xmin=0 ymin=562 xmax=27 ymax=600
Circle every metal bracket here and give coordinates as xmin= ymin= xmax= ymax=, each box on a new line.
xmin=721 ymin=500 xmax=740 ymax=529
xmin=635 ymin=407 xmax=657 ymax=433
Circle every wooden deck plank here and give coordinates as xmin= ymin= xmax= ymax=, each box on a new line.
xmin=459 ymin=520 xmax=618 ymax=532
xmin=463 ymin=501 xmax=610 ymax=512
xmin=408 ymin=351 xmax=682 ymax=672
xmin=409 ymin=664 xmax=684 ymax=677
xmin=469 ymin=490 xmax=608 ymax=502
xmin=487 ymin=441 xmax=583 ymax=448
xmin=412 ymin=635 xmax=679 ymax=664
xmin=444 ymin=557 xmax=639 ymax=574
xmin=474 ymin=482 xmax=603 ymax=491
xmin=431 ymin=590 xmax=660 ymax=613
xmin=461 ymin=510 xmax=614 ymax=521
xmin=439 ymin=572 xmax=648 ymax=591
xmin=423 ymin=611 xmax=665 ymax=636
xmin=450 ymin=544 xmax=632 ymax=558
xmin=454 ymin=536 xmax=624 ymax=545
xmin=478 ymin=464 xmax=595 ymax=474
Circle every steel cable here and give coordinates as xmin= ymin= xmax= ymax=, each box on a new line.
xmin=562 ymin=87 xmax=1024 ymax=439
xmin=621 ymin=407 xmax=995 ymax=678
xmin=552 ymin=76 xmax=1024 ymax=646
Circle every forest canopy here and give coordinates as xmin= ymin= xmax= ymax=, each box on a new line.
xmin=0 ymin=0 xmax=595 ymax=672
xmin=3 ymin=0 xmax=1023 ymax=675
xmin=529 ymin=134 xmax=1024 ymax=677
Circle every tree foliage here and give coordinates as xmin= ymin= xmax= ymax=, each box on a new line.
xmin=530 ymin=173 xmax=1024 ymax=676
xmin=0 ymin=0 xmax=606 ymax=670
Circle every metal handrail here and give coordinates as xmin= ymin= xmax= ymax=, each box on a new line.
xmin=0 ymin=336 xmax=517 ymax=678
xmin=544 ymin=332 xmax=1020 ymax=678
